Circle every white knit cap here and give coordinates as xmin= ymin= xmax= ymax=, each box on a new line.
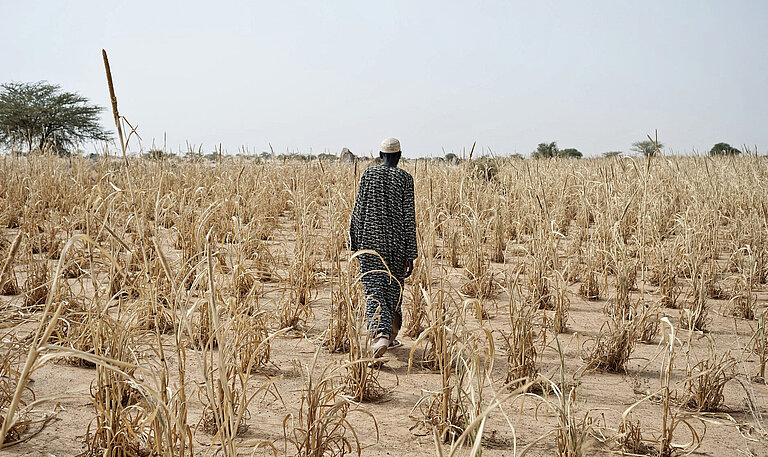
xmin=380 ymin=137 xmax=401 ymax=154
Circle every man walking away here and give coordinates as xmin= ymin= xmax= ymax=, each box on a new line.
xmin=349 ymin=137 xmax=418 ymax=358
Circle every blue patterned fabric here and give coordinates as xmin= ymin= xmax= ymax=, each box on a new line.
xmin=360 ymin=271 xmax=403 ymax=337
xmin=350 ymin=165 xmax=417 ymax=336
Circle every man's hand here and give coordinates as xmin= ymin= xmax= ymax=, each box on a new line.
xmin=404 ymin=259 xmax=414 ymax=278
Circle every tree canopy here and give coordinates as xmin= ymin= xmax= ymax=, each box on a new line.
xmin=630 ymin=140 xmax=663 ymax=157
xmin=0 ymin=81 xmax=111 ymax=154
xmin=532 ymin=142 xmax=558 ymax=158
xmin=559 ymin=148 xmax=582 ymax=158
xmin=709 ymin=142 xmax=740 ymax=156
xmin=532 ymin=142 xmax=582 ymax=158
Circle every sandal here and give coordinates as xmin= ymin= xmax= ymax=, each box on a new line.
xmin=388 ymin=339 xmax=402 ymax=349
xmin=371 ymin=335 xmax=390 ymax=358
xmin=368 ymin=358 xmax=388 ymax=368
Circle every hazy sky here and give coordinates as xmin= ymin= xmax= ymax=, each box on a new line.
xmin=3 ymin=1 xmax=767 ymax=157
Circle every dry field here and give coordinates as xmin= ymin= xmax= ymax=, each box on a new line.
xmin=1 ymin=153 xmax=767 ymax=457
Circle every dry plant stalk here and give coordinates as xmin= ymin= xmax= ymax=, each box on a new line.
xmin=48 ymin=298 xmax=98 ymax=367
xmin=190 ymin=299 xmax=214 ymax=349
xmin=616 ymin=418 xmax=654 ymax=456
xmin=728 ymin=274 xmax=755 ymax=320
xmin=410 ymin=284 xmax=495 ymax=445
xmin=410 ymin=285 xmax=450 ymax=372
xmin=583 ymin=317 xmax=637 ymax=373
xmin=404 ymin=254 xmax=428 ymax=338
xmin=751 ymin=310 xmax=768 ymax=380
xmin=1 ymin=235 xmax=122 ymax=450
xmin=459 ymin=205 xmax=495 ymax=302
xmin=194 ymin=242 xmax=276 ymax=455
xmin=679 ymin=271 xmax=709 ymax=332
xmin=231 ymin=264 xmax=262 ymax=310
xmin=232 ymin=312 xmax=271 ymax=372
xmin=578 ymin=268 xmax=600 ymax=301
xmin=284 ymin=349 xmax=377 ymax=457
xmin=650 ymin=243 xmax=681 ymax=309
xmin=22 ymin=258 xmax=49 ymax=310
xmin=633 ymin=302 xmax=661 ymax=344
xmin=728 ymin=246 xmax=758 ymax=320
xmin=325 ymin=288 xmax=351 ymax=354
xmin=342 ymin=300 xmax=387 ymax=402
xmin=678 ymin=217 xmax=714 ymax=332
xmin=656 ymin=318 xmax=705 ymax=456
xmin=81 ymin=314 xmax=148 ymax=456
xmin=0 ymin=338 xmax=30 ymax=445
xmin=603 ymin=237 xmax=637 ymax=320
xmin=682 ymin=341 xmax=736 ymax=412
xmin=4 ymin=147 xmax=768 ymax=457
xmin=504 ymin=295 xmax=540 ymax=392
xmin=551 ymin=271 xmax=570 ymax=333
xmin=324 ymin=239 xmax=356 ymax=354
xmin=0 ymin=232 xmax=22 ymax=295
xmin=338 ymin=264 xmax=386 ymax=403
xmin=278 ymin=253 xmax=317 ymax=330
xmin=518 ymin=337 xmax=594 ymax=457
xmin=29 ymin=223 xmax=62 ymax=259
xmin=409 ymin=284 xmax=460 ymax=440
xmin=443 ymin=215 xmax=461 ymax=269
xmin=278 ymin=181 xmax=320 ymax=330
xmin=623 ymin=318 xmax=706 ymax=457
xmin=527 ymin=235 xmax=553 ymax=310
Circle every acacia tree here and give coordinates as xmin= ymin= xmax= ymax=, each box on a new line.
xmin=0 ymin=81 xmax=111 ymax=154
xmin=630 ymin=140 xmax=663 ymax=157
xmin=559 ymin=148 xmax=582 ymax=158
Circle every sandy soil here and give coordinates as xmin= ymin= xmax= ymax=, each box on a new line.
xmin=2 ymin=216 xmax=768 ymax=457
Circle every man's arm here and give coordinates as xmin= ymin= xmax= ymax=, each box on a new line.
xmin=349 ymin=173 xmax=366 ymax=252
xmin=403 ymin=174 xmax=418 ymax=273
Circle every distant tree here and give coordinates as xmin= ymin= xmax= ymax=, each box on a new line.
xmin=559 ymin=148 xmax=583 ymax=158
xmin=532 ymin=141 xmax=559 ymax=158
xmin=603 ymin=151 xmax=622 ymax=158
xmin=709 ymin=142 xmax=740 ymax=156
xmin=532 ymin=142 xmax=582 ymax=158
xmin=317 ymin=152 xmax=337 ymax=161
xmin=444 ymin=152 xmax=458 ymax=163
xmin=185 ymin=149 xmax=204 ymax=160
xmin=278 ymin=153 xmax=311 ymax=161
xmin=0 ymin=81 xmax=111 ymax=154
xmin=471 ymin=156 xmax=500 ymax=181
xmin=509 ymin=153 xmax=524 ymax=160
xmin=145 ymin=148 xmax=175 ymax=160
xmin=630 ymin=140 xmax=663 ymax=157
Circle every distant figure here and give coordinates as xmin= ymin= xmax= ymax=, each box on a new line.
xmin=340 ymin=147 xmax=355 ymax=164
xmin=350 ymin=138 xmax=418 ymax=358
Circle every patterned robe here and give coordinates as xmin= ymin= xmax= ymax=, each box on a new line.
xmin=350 ymin=165 xmax=418 ymax=336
